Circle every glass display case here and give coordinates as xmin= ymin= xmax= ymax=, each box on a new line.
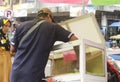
xmin=80 ymin=39 xmax=107 ymax=82
xmin=49 ymin=39 xmax=107 ymax=82
xmin=45 ymin=13 xmax=107 ymax=82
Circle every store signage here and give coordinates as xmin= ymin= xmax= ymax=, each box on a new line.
xmin=70 ymin=6 xmax=96 ymax=17
xmin=4 ymin=8 xmax=14 ymax=19
xmin=92 ymin=0 xmax=120 ymax=6
xmin=0 ymin=0 xmax=3 ymax=5
xmin=0 ymin=10 xmax=4 ymax=16
xmin=40 ymin=0 xmax=89 ymax=5
xmin=14 ymin=9 xmax=27 ymax=17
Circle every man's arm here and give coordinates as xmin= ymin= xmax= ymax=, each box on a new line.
xmin=69 ymin=34 xmax=78 ymax=41
xmin=10 ymin=44 xmax=16 ymax=56
xmin=69 ymin=34 xmax=79 ymax=57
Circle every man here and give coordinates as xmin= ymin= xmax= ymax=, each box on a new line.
xmin=10 ymin=7 xmax=78 ymax=82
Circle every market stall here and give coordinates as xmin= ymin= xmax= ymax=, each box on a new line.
xmin=45 ymin=13 xmax=107 ymax=82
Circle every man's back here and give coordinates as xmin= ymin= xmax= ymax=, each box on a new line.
xmin=10 ymin=19 xmax=72 ymax=82
xmin=10 ymin=7 xmax=78 ymax=82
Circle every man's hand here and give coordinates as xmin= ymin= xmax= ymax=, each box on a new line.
xmin=10 ymin=44 xmax=16 ymax=56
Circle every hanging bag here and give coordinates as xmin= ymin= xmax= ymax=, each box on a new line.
xmin=18 ymin=20 xmax=45 ymax=47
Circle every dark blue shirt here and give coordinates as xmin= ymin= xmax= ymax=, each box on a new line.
xmin=10 ymin=19 xmax=73 ymax=82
